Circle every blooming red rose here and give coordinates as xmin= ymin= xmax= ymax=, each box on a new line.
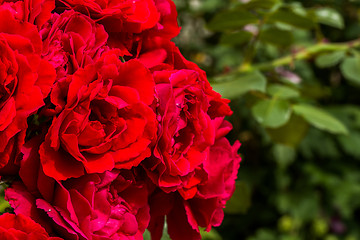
xmin=147 ymin=123 xmax=241 ymax=240
xmin=56 ymin=0 xmax=159 ymax=33
xmin=38 ymin=51 xmax=157 ymax=180
xmin=0 ymin=8 xmax=56 ymax=173
xmin=55 ymin=0 xmax=160 ymax=54
xmin=55 ymin=0 xmax=180 ymax=56
xmin=40 ymin=10 xmax=109 ymax=80
xmin=0 ymin=0 xmax=54 ymax=28
xmin=139 ymin=41 xmax=234 ymax=118
xmin=6 ymin=138 xmax=151 ymax=240
xmin=0 ymin=213 xmax=63 ymax=240
xmin=141 ymin=61 xmax=233 ymax=194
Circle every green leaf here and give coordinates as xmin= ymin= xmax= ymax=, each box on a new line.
xmin=268 ymin=7 xmax=315 ymax=29
xmin=143 ymin=229 xmax=151 ymax=240
xmin=211 ymin=71 xmax=266 ymax=99
xmin=267 ymin=84 xmax=300 ymax=99
xmin=315 ymin=51 xmax=345 ymax=68
xmin=224 ymin=181 xmax=251 ymax=214
xmin=292 ymin=104 xmax=348 ymax=134
xmin=243 ymin=0 xmax=281 ymax=10
xmin=260 ymin=27 xmax=294 ymax=46
xmin=337 ymin=132 xmax=360 ymax=158
xmin=0 ymin=197 xmax=10 ymax=213
xmin=207 ymin=9 xmax=258 ymax=31
xmin=315 ymin=7 xmax=344 ymax=29
xmin=161 ymin=222 xmax=171 ymax=240
xmin=252 ymin=99 xmax=292 ymax=128
xmin=267 ymin=114 xmax=309 ymax=147
xmin=340 ymin=56 xmax=360 ymax=85
xmin=200 ymin=228 xmax=223 ymax=240
xmin=220 ymin=30 xmax=253 ymax=46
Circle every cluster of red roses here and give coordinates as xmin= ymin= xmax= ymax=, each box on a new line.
xmin=0 ymin=0 xmax=241 ymax=239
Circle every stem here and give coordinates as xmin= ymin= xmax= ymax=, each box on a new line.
xmin=239 ymin=38 xmax=360 ymax=72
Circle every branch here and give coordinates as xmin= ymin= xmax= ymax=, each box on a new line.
xmin=238 ymin=38 xmax=360 ymax=72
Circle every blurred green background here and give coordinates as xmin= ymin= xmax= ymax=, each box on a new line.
xmin=172 ymin=0 xmax=360 ymax=239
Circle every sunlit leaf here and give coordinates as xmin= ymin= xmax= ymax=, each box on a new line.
xmin=315 ymin=51 xmax=345 ymax=68
xmin=267 ymin=84 xmax=300 ymax=99
xmin=340 ymin=56 xmax=360 ymax=85
xmin=252 ymin=99 xmax=292 ymax=128
xmin=315 ymin=7 xmax=344 ymax=29
xmin=242 ymin=0 xmax=281 ymax=10
xmin=211 ymin=71 xmax=266 ymax=99
xmin=293 ymin=104 xmax=348 ymax=134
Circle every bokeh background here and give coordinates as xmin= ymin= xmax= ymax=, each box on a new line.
xmin=172 ymin=0 xmax=360 ymax=240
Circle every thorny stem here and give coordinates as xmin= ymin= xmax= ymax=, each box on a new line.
xmin=238 ymin=38 xmax=360 ymax=72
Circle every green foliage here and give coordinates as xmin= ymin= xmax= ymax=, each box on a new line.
xmin=170 ymin=0 xmax=360 ymax=239
xmin=252 ymin=99 xmax=291 ymax=128
xmin=220 ymin=31 xmax=253 ymax=46
xmin=292 ymin=104 xmax=348 ymax=134
xmin=207 ymin=10 xmax=258 ymax=31
xmin=340 ymin=55 xmax=360 ymax=85
xmin=315 ymin=51 xmax=345 ymax=68
xmin=314 ymin=7 xmax=344 ymax=29
xmin=212 ymin=71 xmax=266 ymax=98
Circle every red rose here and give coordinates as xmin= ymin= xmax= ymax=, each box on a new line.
xmin=142 ymin=61 xmax=233 ymax=193
xmin=6 ymin=138 xmax=150 ymax=240
xmin=39 ymin=51 xmax=157 ymax=180
xmin=0 ymin=0 xmax=54 ymax=28
xmin=55 ymin=0 xmax=180 ymax=56
xmin=56 ymin=0 xmax=159 ymax=32
xmin=139 ymin=41 xmax=234 ymax=117
xmin=0 ymin=8 xmax=56 ymax=173
xmin=40 ymin=10 xmax=109 ymax=80
xmin=105 ymin=0 xmax=180 ymax=56
xmin=0 ymin=213 xmax=62 ymax=240
xmin=147 ymin=124 xmax=241 ymax=240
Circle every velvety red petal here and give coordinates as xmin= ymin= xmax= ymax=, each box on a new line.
xmin=39 ymin=139 xmax=85 ymax=180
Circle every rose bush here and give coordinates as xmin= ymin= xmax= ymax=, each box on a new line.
xmin=0 ymin=7 xmax=55 ymax=174
xmin=0 ymin=0 xmax=241 ymax=239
